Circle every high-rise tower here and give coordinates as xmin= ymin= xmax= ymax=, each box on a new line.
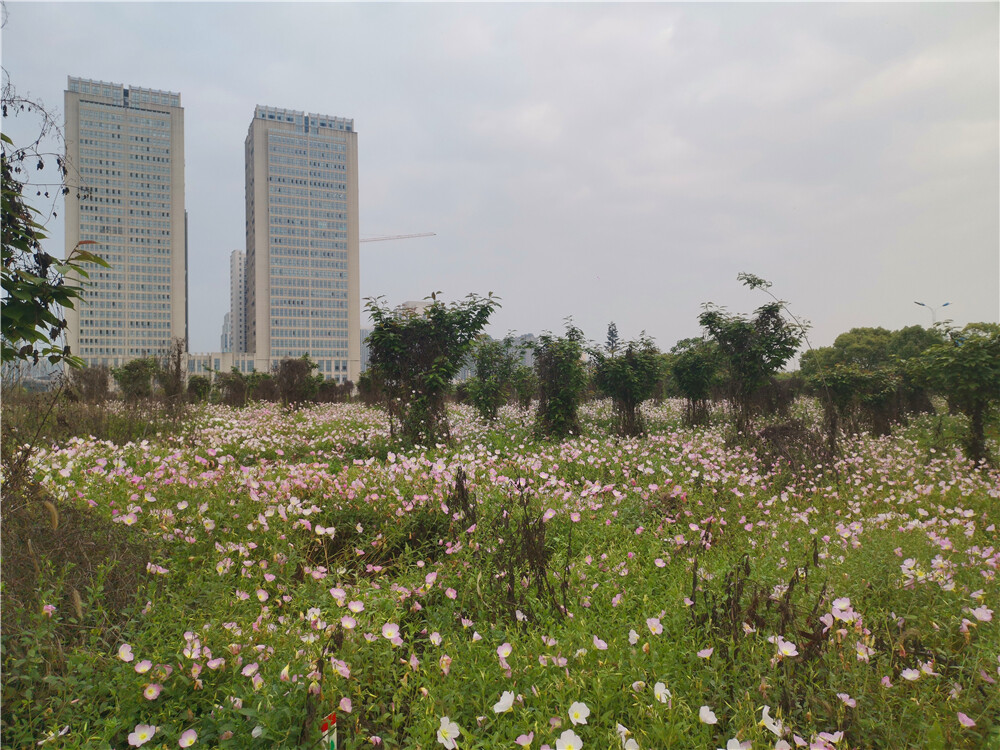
xmin=244 ymin=106 xmax=359 ymax=382
xmin=63 ymin=76 xmax=186 ymax=367
xmin=229 ymin=249 xmax=246 ymax=353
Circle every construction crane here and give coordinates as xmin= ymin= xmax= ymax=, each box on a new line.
xmin=360 ymin=232 xmax=435 ymax=244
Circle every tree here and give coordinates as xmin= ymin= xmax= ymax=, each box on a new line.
xmin=533 ymin=325 xmax=587 ymax=440
xmin=156 ymin=337 xmax=187 ymax=406
xmin=467 ymin=336 xmax=522 ymax=421
xmin=366 ymin=293 xmax=500 ymax=445
xmin=670 ymin=338 xmax=720 ymax=426
xmin=915 ymin=323 xmax=1000 ymax=466
xmin=591 ymin=335 xmax=662 ymax=436
xmin=510 ymin=365 xmax=537 ymax=411
xmin=699 ymin=275 xmax=804 ymax=433
xmin=605 ymin=322 xmax=620 ymax=355
xmin=187 ymin=374 xmax=211 ymax=403
xmin=112 ymin=358 xmax=159 ymax=402
xmin=273 ymin=355 xmax=320 ymax=407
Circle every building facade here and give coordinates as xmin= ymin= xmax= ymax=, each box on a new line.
xmin=229 ymin=249 xmax=246 ymax=352
xmin=244 ymin=106 xmax=360 ymax=382
xmin=63 ymin=76 xmax=186 ymax=368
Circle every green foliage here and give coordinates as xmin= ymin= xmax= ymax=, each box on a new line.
xmin=468 ymin=336 xmax=522 ymax=421
xmin=366 ymin=293 xmax=500 ymax=445
xmin=247 ymin=371 xmax=277 ymax=402
xmin=215 ymin=367 xmax=247 ymax=407
xmin=187 ymin=375 xmax=211 ymax=403
xmin=915 ymin=322 xmax=1000 ymax=465
xmin=811 ymin=363 xmax=902 ymax=436
xmin=273 ymin=355 xmax=320 ymax=406
xmin=70 ymin=365 xmax=110 ymax=404
xmin=510 ymin=364 xmax=537 ymax=410
xmin=112 ymin=358 xmax=159 ymax=402
xmin=357 ymin=369 xmax=385 ymax=407
xmin=533 ymin=325 xmax=587 ymax=439
xmin=670 ymin=338 xmax=721 ymax=426
xmin=605 ymin=321 xmax=620 ymax=355
xmin=2 ymin=133 xmax=107 ymax=367
xmin=591 ymin=336 xmax=662 ymax=435
xmin=699 ymin=275 xmax=804 ymax=432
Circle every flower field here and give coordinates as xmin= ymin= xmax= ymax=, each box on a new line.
xmin=4 ymin=400 xmax=998 ymax=749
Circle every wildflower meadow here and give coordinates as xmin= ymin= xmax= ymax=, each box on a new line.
xmin=3 ymin=397 xmax=997 ymax=749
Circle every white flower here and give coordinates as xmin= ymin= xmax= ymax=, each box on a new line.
xmin=654 ymin=682 xmax=671 ymax=704
xmin=556 ymin=729 xmax=583 ymax=750
xmin=760 ymin=705 xmax=783 ymax=737
xmin=493 ymin=690 xmax=515 ymax=714
xmin=699 ymin=705 xmax=718 ymax=725
xmin=569 ymin=701 xmax=590 ymax=725
xmin=437 ymin=716 xmax=461 ymax=749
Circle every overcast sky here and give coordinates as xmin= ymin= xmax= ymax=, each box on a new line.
xmin=3 ymin=2 xmax=997 ymax=354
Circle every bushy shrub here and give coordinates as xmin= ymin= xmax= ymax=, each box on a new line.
xmin=71 ymin=365 xmax=110 ymax=404
xmin=187 ymin=374 xmax=211 ymax=403
xmin=112 ymin=358 xmax=159 ymax=402
xmin=468 ymin=336 xmax=522 ymax=421
xmin=533 ymin=326 xmax=587 ymax=439
xmin=366 ymin=293 xmax=499 ymax=445
xmin=591 ymin=336 xmax=662 ymax=436
xmin=670 ymin=338 xmax=720 ymax=426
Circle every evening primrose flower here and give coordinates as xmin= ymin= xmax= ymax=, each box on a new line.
xmin=437 ymin=716 xmax=461 ymax=749
xmin=142 ymin=683 xmax=162 ymax=700
xmin=556 ymin=729 xmax=583 ymax=750
xmin=568 ymin=701 xmax=590 ymax=725
xmin=646 ymin=617 xmax=663 ymax=635
xmin=382 ymin=623 xmax=400 ymax=640
xmin=134 ymin=660 xmax=152 ymax=674
xmin=118 ymin=644 xmax=134 ymax=662
xmin=653 ymin=682 xmax=671 ymax=704
xmin=178 ymin=728 xmax=197 ymax=747
xmin=958 ymin=712 xmax=976 ymax=727
xmin=127 ymin=724 xmax=156 ymax=747
xmin=515 ymin=732 xmax=534 ymax=746
xmin=699 ymin=705 xmax=718 ymax=724
xmin=759 ymin=705 xmax=783 ymax=737
xmin=493 ymin=690 xmax=515 ymax=713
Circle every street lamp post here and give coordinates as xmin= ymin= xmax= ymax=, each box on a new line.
xmin=914 ymin=301 xmax=951 ymax=325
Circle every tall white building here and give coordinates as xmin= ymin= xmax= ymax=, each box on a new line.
xmin=63 ymin=76 xmax=186 ymax=367
xmin=244 ymin=105 xmax=359 ymax=382
xmin=229 ymin=249 xmax=246 ymax=352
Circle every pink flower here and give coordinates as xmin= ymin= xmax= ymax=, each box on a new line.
xmin=697 ymin=647 xmax=714 ymax=659
xmin=135 ymin=660 xmax=152 ymax=674
xmin=646 ymin=617 xmax=663 ymax=635
xmin=178 ymin=728 xmax=197 ymax=747
xmin=382 ymin=623 xmax=400 ymax=640
xmin=445 ymin=588 xmax=457 ymax=600
xmin=42 ymin=604 xmax=56 ymax=617
xmin=341 ymin=615 xmax=357 ymax=629
xmin=439 ymin=654 xmax=452 ymax=675
xmin=143 ymin=683 xmax=162 ymax=700
xmin=515 ymin=731 xmax=534 ymax=746
xmin=348 ymin=600 xmax=365 ymax=613
xmin=593 ymin=635 xmax=608 ymax=650
xmin=118 ymin=643 xmax=134 ymax=662
xmin=340 ymin=697 xmax=353 ymax=713
xmin=127 ymin=724 xmax=156 ymax=747
xmin=837 ymin=692 xmax=856 ymax=708
xmin=958 ymin=712 xmax=976 ymax=728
